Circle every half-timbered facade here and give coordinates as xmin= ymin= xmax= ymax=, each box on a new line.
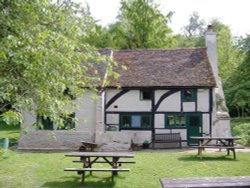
xmin=101 ymin=47 xmax=215 ymax=147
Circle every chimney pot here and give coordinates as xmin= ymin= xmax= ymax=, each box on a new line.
xmin=207 ymin=25 xmax=213 ymax=32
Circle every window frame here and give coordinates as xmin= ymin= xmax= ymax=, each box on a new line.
xmin=165 ymin=114 xmax=186 ymax=129
xmin=36 ymin=113 xmax=76 ymax=130
xmin=140 ymin=90 xmax=152 ymax=100
xmin=182 ymin=89 xmax=197 ymax=102
xmin=120 ymin=114 xmax=152 ymax=130
xmin=36 ymin=116 xmax=54 ymax=130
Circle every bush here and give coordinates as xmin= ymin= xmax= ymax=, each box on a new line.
xmin=231 ymin=118 xmax=250 ymax=146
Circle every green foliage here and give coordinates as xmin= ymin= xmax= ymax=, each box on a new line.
xmin=173 ymin=34 xmax=204 ymax=48
xmin=0 ymin=0 xmax=116 ymax=126
xmin=211 ymin=19 xmax=242 ymax=82
xmin=224 ymin=35 xmax=250 ymax=116
xmin=0 ymin=111 xmax=22 ymax=126
xmin=106 ymin=0 xmax=174 ymax=49
xmin=231 ymin=118 xmax=250 ymax=146
xmin=173 ymin=12 xmax=205 ymax=48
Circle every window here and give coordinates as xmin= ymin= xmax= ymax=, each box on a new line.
xmin=189 ymin=114 xmax=201 ymax=127
xmin=121 ymin=114 xmax=152 ymax=130
xmin=176 ymin=115 xmax=185 ymax=126
xmin=182 ymin=89 xmax=197 ymax=102
xmin=36 ymin=113 xmax=75 ymax=130
xmin=37 ymin=116 xmax=53 ymax=130
xmin=140 ymin=90 xmax=152 ymax=100
xmin=166 ymin=115 xmax=175 ymax=126
xmin=141 ymin=115 xmax=151 ymax=129
xmin=165 ymin=114 xmax=185 ymax=128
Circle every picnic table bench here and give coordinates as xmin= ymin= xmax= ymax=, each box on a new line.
xmin=64 ymin=168 xmax=130 ymax=182
xmin=160 ymin=176 xmax=250 ymax=188
xmin=152 ymin=133 xmax=182 ymax=149
xmin=191 ymin=137 xmax=244 ymax=159
xmin=64 ymin=152 xmax=135 ymax=183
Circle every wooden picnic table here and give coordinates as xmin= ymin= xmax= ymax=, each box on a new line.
xmin=160 ymin=176 xmax=250 ymax=188
xmin=191 ymin=136 xmax=243 ymax=159
xmin=64 ymin=152 xmax=135 ymax=183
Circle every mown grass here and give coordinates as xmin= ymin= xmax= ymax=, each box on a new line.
xmin=0 ymin=118 xmax=250 ymax=188
xmin=0 ymin=150 xmax=250 ymax=188
xmin=0 ymin=121 xmax=20 ymax=139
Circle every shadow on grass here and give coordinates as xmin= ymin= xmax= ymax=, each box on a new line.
xmin=41 ymin=174 xmax=120 ymax=188
xmin=178 ymin=154 xmax=237 ymax=162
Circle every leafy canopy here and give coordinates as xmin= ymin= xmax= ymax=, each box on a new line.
xmin=0 ymin=0 xmax=115 ymax=126
xmin=106 ymin=0 xmax=174 ymax=49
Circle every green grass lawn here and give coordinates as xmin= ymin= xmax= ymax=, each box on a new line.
xmin=1 ymin=119 xmax=250 ymax=188
xmin=0 ymin=121 xmax=20 ymax=140
xmin=0 ymin=121 xmax=20 ymax=148
xmin=0 ymin=150 xmax=250 ymax=188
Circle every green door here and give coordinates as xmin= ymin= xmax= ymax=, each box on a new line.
xmin=186 ymin=113 xmax=202 ymax=145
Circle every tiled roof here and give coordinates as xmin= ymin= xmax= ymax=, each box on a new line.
xmin=105 ymin=48 xmax=216 ymax=88
xmin=96 ymin=48 xmax=216 ymax=88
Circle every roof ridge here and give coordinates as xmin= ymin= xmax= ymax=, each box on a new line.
xmin=111 ymin=48 xmax=207 ymax=52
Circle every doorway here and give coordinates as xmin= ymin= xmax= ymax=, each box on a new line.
xmin=186 ymin=113 xmax=202 ymax=145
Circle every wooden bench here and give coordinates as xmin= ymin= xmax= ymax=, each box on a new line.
xmin=160 ymin=176 xmax=250 ymax=188
xmin=152 ymin=133 xmax=182 ymax=149
xmin=191 ymin=145 xmax=244 ymax=159
xmin=64 ymin=167 xmax=130 ymax=182
xmin=73 ymin=160 xmax=136 ymax=166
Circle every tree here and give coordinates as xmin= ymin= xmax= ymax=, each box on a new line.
xmin=0 ymin=0 xmax=115 ymax=126
xmin=107 ymin=0 xmax=174 ymax=49
xmin=211 ymin=19 xmax=242 ymax=82
xmin=174 ymin=12 xmax=205 ymax=48
xmin=224 ymin=35 xmax=250 ymax=117
xmin=183 ymin=12 xmax=205 ymax=37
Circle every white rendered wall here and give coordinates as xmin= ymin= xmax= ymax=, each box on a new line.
xmin=19 ymin=91 xmax=97 ymax=150
xmin=183 ymin=102 xmax=195 ymax=111
xmin=106 ymin=114 xmax=119 ymax=124
xmin=106 ymin=90 xmax=151 ymax=112
xmin=202 ymin=114 xmax=210 ymax=135
xmin=75 ymin=91 xmax=97 ymax=136
xmin=197 ymin=89 xmax=209 ymax=112
xmin=154 ymin=114 xmax=165 ymax=129
xmin=156 ymin=90 xmax=181 ymax=112
xmin=105 ymin=89 xmax=121 ymax=103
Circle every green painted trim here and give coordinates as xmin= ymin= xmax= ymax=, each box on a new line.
xmin=186 ymin=112 xmax=203 ymax=145
xmin=120 ymin=113 xmax=152 ymax=130
xmin=182 ymin=89 xmax=197 ymax=102
xmin=164 ymin=113 xmax=186 ymax=128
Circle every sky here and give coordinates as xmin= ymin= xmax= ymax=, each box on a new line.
xmin=76 ymin=0 xmax=250 ymax=37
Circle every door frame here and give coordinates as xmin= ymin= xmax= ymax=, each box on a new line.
xmin=186 ymin=113 xmax=202 ymax=145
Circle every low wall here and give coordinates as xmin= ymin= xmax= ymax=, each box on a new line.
xmin=18 ymin=130 xmax=92 ymax=151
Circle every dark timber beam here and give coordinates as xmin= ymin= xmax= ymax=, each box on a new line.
xmin=153 ymin=89 xmax=179 ymax=112
xmin=105 ymin=89 xmax=130 ymax=109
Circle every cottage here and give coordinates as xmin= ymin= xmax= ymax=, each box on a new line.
xmin=18 ymin=27 xmax=231 ymax=151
